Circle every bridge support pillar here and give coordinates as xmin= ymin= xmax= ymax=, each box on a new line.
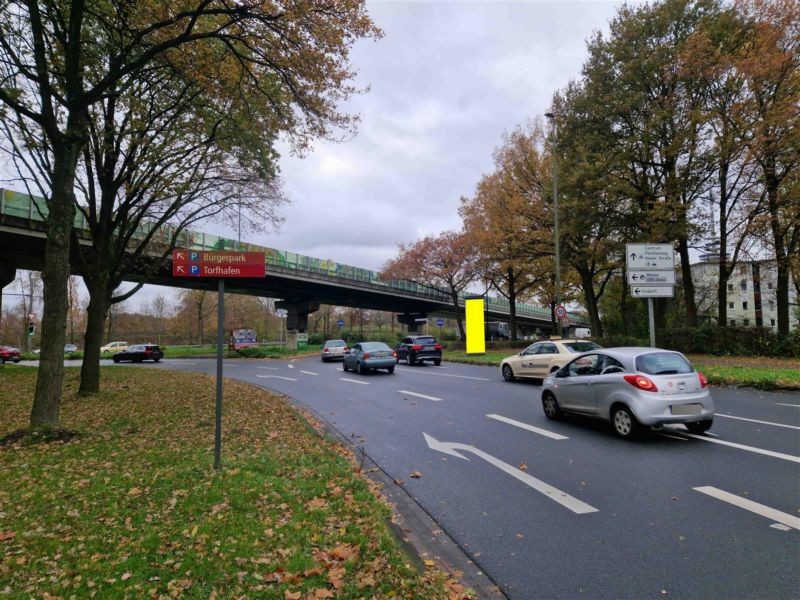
xmin=276 ymin=299 xmax=320 ymax=335
xmin=397 ymin=313 xmax=427 ymax=333
xmin=0 ymin=264 xmax=15 ymax=333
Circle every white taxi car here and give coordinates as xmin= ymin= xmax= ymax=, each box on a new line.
xmin=100 ymin=341 xmax=128 ymax=354
xmin=500 ymin=338 xmax=602 ymax=382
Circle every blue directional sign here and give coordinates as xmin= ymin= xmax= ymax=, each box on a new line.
xmin=337 ymin=319 xmax=344 ymax=328
xmin=190 ymin=264 xmax=200 ymax=275
xmin=437 ymin=319 xmax=444 ymax=326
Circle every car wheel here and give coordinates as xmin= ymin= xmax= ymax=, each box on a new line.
xmin=357 ymin=361 xmax=365 ymax=375
xmin=502 ymin=364 xmax=515 ymax=381
xmin=433 ymin=359 xmax=441 ymax=366
xmin=686 ymin=419 xmax=713 ymax=434
xmin=406 ymin=354 xmax=414 ymax=366
xmin=342 ymin=361 xmax=349 ymax=372
xmin=321 ymin=357 xmax=327 ymax=362
xmin=387 ymin=366 xmax=395 ymax=374
xmin=611 ymin=404 xmax=639 ymax=439
xmin=542 ymin=392 xmax=562 ymax=420
xmin=113 ymin=356 xmax=120 ymax=363
xmin=154 ymin=358 xmax=160 ymax=363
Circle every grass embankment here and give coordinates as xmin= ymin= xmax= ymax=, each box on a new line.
xmin=443 ymin=350 xmax=800 ymax=391
xmin=0 ymin=367 xmax=462 ymax=599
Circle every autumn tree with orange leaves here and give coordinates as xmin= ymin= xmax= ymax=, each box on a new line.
xmin=381 ymin=232 xmax=479 ymax=340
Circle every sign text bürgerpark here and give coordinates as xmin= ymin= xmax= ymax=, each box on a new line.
xmin=172 ymin=250 xmax=266 ymax=278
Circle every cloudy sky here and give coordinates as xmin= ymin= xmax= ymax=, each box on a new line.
xmin=4 ymin=0 xmax=641 ymax=311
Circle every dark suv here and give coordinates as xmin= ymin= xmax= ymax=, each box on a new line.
xmin=112 ymin=343 xmax=163 ymax=363
xmin=395 ymin=335 xmax=442 ymax=366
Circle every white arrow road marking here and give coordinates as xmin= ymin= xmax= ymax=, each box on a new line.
xmin=423 ymin=433 xmax=598 ymax=515
xmin=486 ymin=414 xmax=568 ymax=440
xmin=683 ymin=433 xmax=800 ymax=464
xmin=717 ymin=413 xmax=800 ymax=430
xmin=300 ymin=370 xmax=319 ymax=376
xmin=399 ymin=370 xmax=490 ymax=382
xmin=694 ymin=486 xmax=800 ymax=531
xmin=340 ymin=378 xmax=369 ymax=385
xmin=256 ymin=375 xmax=297 ymax=381
xmin=775 ymin=403 xmax=800 ymax=408
xmin=398 ymin=390 xmax=442 ymax=402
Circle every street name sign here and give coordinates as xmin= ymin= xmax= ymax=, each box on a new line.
xmin=631 ymin=286 xmax=674 ymax=298
xmin=172 ymin=250 xmax=266 ymax=278
xmin=627 ymin=270 xmax=676 ymax=285
xmin=626 ymin=243 xmax=675 ymax=270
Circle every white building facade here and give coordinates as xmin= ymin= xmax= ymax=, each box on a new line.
xmin=691 ymin=259 xmax=799 ymax=331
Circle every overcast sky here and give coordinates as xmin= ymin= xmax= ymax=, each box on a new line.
xmin=4 ymin=0 xmax=639 ymax=312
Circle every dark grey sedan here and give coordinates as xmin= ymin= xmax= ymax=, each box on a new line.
xmin=541 ymin=347 xmax=715 ymax=439
xmin=342 ymin=342 xmax=397 ymax=375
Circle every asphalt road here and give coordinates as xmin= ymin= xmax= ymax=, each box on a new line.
xmin=128 ymin=356 xmax=799 ymax=599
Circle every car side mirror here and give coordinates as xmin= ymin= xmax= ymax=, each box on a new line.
xmin=555 ymin=368 xmax=568 ymax=378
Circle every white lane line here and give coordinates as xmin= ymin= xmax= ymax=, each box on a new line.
xmin=486 ymin=414 xmax=568 ymax=440
xmin=300 ymin=370 xmax=319 ymax=376
xmin=683 ymin=433 xmax=800 ymax=464
xmin=398 ymin=369 xmax=490 ymax=382
xmin=257 ymin=366 xmax=279 ymax=370
xmin=717 ymin=413 xmax=800 ymax=431
xmin=694 ymin=486 xmax=800 ymax=531
xmin=225 ymin=363 xmax=240 ymax=366
xmin=339 ymin=378 xmax=369 ymax=386
xmin=424 ymin=433 xmax=598 ymax=515
xmin=256 ymin=375 xmax=297 ymax=381
xmin=776 ymin=403 xmax=800 ymax=408
xmin=398 ymin=390 xmax=443 ymax=402
xmin=287 ymin=364 xmax=295 ymax=369
xmin=659 ymin=433 xmax=689 ymax=441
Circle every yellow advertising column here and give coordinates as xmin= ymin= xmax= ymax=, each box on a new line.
xmin=465 ymin=297 xmax=486 ymax=355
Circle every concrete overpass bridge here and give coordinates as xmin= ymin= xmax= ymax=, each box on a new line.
xmin=0 ymin=188 xmax=589 ymax=334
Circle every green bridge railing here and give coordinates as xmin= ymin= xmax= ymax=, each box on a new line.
xmin=0 ymin=188 xmax=589 ymax=326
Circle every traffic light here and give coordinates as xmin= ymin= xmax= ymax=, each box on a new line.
xmin=28 ymin=322 xmax=35 ymax=336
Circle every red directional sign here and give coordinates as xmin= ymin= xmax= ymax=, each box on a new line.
xmin=172 ymin=249 xmax=266 ymax=278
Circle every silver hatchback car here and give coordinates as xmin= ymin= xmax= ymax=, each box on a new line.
xmin=541 ymin=347 xmax=715 ymax=439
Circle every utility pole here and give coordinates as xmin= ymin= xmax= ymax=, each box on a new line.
xmin=545 ymin=111 xmax=562 ymax=337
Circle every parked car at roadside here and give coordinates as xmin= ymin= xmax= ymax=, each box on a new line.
xmin=64 ymin=343 xmax=78 ymax=353
xmin=112 ymin=344 xmax=163 ymax=363
xmin=501 ymin=338 xmax=602 ymax=382
xmin=321 ymin=339 xmax=348 ymax=362
xmin=342 ymin=342 xmax=396 ymax=374
xmin=0 ymin=346 xmax=22 ymax=363
xmin=394 ymin=335 xmax=442 ymax=366
xmin=541 ymin=347 xmax=714 ymax=439
xmin=100 ymin=341 xmax=128 ymax=354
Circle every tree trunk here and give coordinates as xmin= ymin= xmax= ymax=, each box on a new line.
xmin=508 ymin=270 xmax=518 ymax=340
xmin=31 ymin=166 xmax=79 ymax=427
xmin=579 ymin=268 xmax=603 ymax=338
xmin=677 ymin=239 xmax=697 ymax=327
xmin=79 ymin=275 xmax=110 ymax=395
xmin=451 ymin=291 xmax=465 ymax=340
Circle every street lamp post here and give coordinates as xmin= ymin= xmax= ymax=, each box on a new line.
xmin=545 ymin=111 xmax=562 ymax=337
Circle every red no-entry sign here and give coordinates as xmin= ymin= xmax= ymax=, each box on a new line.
xmin=172 ymin=249 xmax=266 ymax=278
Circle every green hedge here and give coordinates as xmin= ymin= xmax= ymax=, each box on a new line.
xmin=656 ymin=326 xmax=800 ymax=358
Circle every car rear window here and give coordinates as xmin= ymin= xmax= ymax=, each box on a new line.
xmin=362 ymin=342 xmax=391 ymax=351
xmin=326 ymin=340 xmax=346 ymax=347
xmin=636 ymin=352 xmax=693 ymax=375
xmin=564 ymin=342 xmax=600 ymax=353
xmin=146 ymin=345 xmax=161 ymax=351
xmin=414 ymin=337 xmax=436 ymax=345
xmin=128 ymin=345 xmax=144 ymax=352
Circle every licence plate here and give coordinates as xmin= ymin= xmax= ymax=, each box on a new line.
xmin=671 ymin=403 xmax=702 ymax=416
xmin=424 ymin=345 xmax=435 ymax=350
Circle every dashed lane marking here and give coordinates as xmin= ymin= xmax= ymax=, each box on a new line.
xmin=398 ymin=390 xmax=443 ymax=402
xmin=717 ymin=413 xmax=800 ymax=431
xmin=683 ymin=432 xmax=800 ymax=464
xmin=300 ymin=370 xmax=319 ymax=376
xmin=694 ymin=486 xmax=800 ymax=531
xmin=486 ymin=414 xmax=568 ymax=440
xmin=339 ymin=378 xmax=369 ymax=386
xmin=397 ymin=369 xmax=490 ymax=381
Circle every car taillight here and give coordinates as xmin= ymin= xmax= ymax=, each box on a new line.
xmin=434 ymin=344 xmax=442 ymax=350
xmin=343 ymin=347 xmax=348 ymax=352
xmin=144 ymin=349 xmax=152 ymax=354
xmin=411 ymin=345 xmax=423 ymax=351
xmin=624 ymin=374 xmax=658 ymax=392
xmin=323 ymin=348 xmax=329 ymax=353
xmin=698 ymin=372 xmax=708 ymax=388
xmin=392 ymin=351 xmax=397 ymax=358
xmin=363 ymin=352 xmax=370 ymax=359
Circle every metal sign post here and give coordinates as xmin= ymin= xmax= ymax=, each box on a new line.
xmin=172 ymin=249 xmax=266 ymax=470
xmin=626 ymin=243 xmax=675 ymax=348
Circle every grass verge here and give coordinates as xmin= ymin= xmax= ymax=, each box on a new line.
xmin=443 ymin=350 xmax=800 ymax=391
xmin=0 ymin=367 xmax=463 ymax=599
